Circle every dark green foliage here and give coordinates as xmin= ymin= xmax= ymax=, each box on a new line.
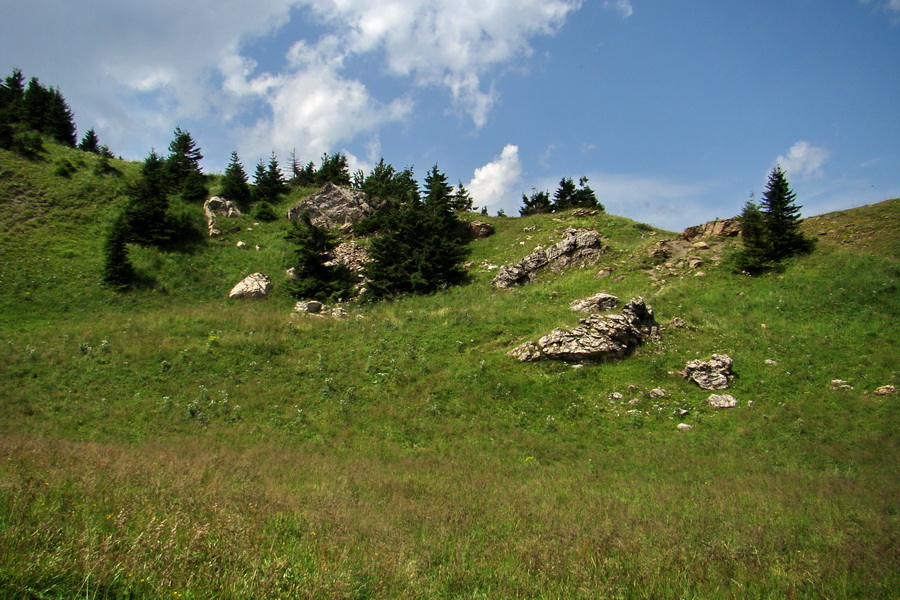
xmin=552 ymin=176 xmax=602 ymax=211
xmin=315 ymin=152 xmax=351 ymax=186
xmin=221 ymin=151 xmax=251 ymax=206
xmin=165 ymin=127 xmax=205 ymax=200
xmin=364 ymin=165 xmax=469 ymax=298
xmin=352 ymin=160 xmax=420 ymax=236
xmin=761 ymin=166 xmax=814 ymax=261
xmin=732 ymin=167 xmax=815 ymax=273
xmin=285 ymin=214 xmax=356 ymax=302
xmin=253 ymin=152 xmax=287 ymax=203
xmin=254 ymin=201 xmax=278 ymax=222
xmin=1 ymin=70 xmax=76 ymax=148
xmin=292 ymin=160 xmax=317 ymax=187
xmin=450 ymin=181 xmax=474 ymax=212
xmin=78 ymin=128 xmax=100 ymax=154
xmin=101 ymin=215 xmax=135 ymax=289
xmin=122 ymin=151 xmax=171 ymax=246
xmin=520 ymin=189 xmax=553 ymax=216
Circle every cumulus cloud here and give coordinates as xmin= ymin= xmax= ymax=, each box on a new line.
xmin=776 ymin=141 xmax=830 ymax=179
xmin=467 ymin=145 xmax=524 ymax=209
xmin=604 ymin=1 xmax=634 ymax=19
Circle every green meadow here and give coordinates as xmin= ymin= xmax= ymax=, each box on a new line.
xmin=1 ymin=141 xmax=898 ymax=598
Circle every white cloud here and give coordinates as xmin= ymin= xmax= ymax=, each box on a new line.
xmin=776 ymin=141 xmax=830 ymax=179
xmin=467 ymin=145 xmax=524 ymax=209
xmin=604 ymin=1 xmax=634 ymax=19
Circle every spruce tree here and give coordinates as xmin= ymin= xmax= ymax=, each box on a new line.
xmin=570 ymin=176 xmax=603 ymax=210
xmin=123 ymin=151 xmax=170 ymax=246
xmin=733 ymin=197 xmax=772 ymax=273
xmin=79 ymin=128 xmax=100 ymax=153
xmin=760 ymin=165 xmax=811 ymax=261
xmin=102 ymin=215 xmax=135 ymax=288
xmin=165 ymin=127 xmax=204 ymax=197
xmin=285 ymin=213 xmax=355 ymax=302
xmin=315 ymin=152 xmax=351 ymax=186
xmin=221 ymin=151 xmax=251 ymax=206
xmin=552 ymin=177 xmax=577 ymax=211
xmin=254 ymin=152 xmax=286 ymax=203
xmin=520 ymin=189 xmax=552 ymax=216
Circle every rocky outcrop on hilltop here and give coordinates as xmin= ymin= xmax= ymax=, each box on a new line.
xmin=682 ymin=218 xmax=741 ymax=241
xmin=492 ymin=228 xmax=608 ymax=289
xmin=286 ymin=183 xmax=374 ymax=230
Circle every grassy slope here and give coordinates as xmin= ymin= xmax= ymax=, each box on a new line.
xmin=1 ymin=143 xmax=898 ymax=599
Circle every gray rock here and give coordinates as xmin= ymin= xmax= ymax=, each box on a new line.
xmin=286 ymin=183 xmax=375 ymax=229
xmin=707 ymin=394 xmax=738 ymax=409
xmin=683 ymin=354 xmax=734 ymax=389
xmin=294 ymin=300 xmax=324 ymax=314
xmin=462 ymin=220 xmax=495 ymax=239
xmin=229 ymin=273 xmax=271 ymax=299
xmin=874 ymin=385 xmax=896 ymax=396
xmin=508 ymin=297 xmax=658 ymax=363
xmin=204 ymin=196 xmax=242 ymax=237
xmin=682 ymin=218 xmax=741 ymax=241
xmin=677 ymin=423 xmax=694 ymax=431
xmin=492 ymin=228 xmax=608 ymax=289
xmin=569 ymin=293 xmax=619 ymax=313
xmin=649 ymin=388 xmax=666 ymax=399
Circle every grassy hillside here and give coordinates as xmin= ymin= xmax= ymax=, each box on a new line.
xmin=1 ymin=142 xmax=898 ymax=599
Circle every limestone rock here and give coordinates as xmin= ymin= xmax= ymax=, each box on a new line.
xmin=649 ymin=388 xmax=666 ymax=399
xmin=286 ymin=183 xmax=375 ymax=229
xmin=682 ymin=218 xmax=741 ymax=241
xmin=873 ymin=385 xmax=896 ymax=396
xmin=707 ymin=394 xmax=738 ymax=409
xmin=508 ymin=297 xmax=658 ymax=363
xmin=569 ymin=293 xmax=619 ymax=314
xmin=204 ymin=196 xmax=242 ymax=237
xmin=677 ymin=423 xmax=694 ymax=431
xmin=229 ymin=273 xmax=271 ymax=299
xmin=829 ymin=379 xmax=854 ymax=391
xmin=683 ymin=354 xmax=734 ymax=390
xmin=462 ymin=220 xmax=495 ymax=239
xmin=492 ymin=228 xmax=608 ymax=289
xmin=294 ymin=300 xmax=324 ymax=314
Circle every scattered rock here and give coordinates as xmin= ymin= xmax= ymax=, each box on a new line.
xmin=294 ymin=300 xmax=324 ymax=314
xmin=677 ymin=423 xmax=694 ymax=431
xmin=829 ymin=379 xmax=854 ymax=391
xmin=492 ymin=228 xmax=609 ymax=289
xmin=609 ymin=392 xmax=624 ymax=400
xmin=668 ymin=317 xmax=686 ymax=329
xmin=679 ymin=409 xmax=690 ymax=416
xmin=569 ymin=293 xmax=619 ymax=313
xmin=462 ymin=220 xmax=495 ymax=239
xmin=508 ymin=297 xmax=659 ymax=363
xmin=236 ymin=241 xmax=247 ymax=248
xmin=765 ymin=359 xmax=778 ymax=366
xmin=707 ymin=394 xmax=738 ymax=409
xmin=747 ymin=400 xmax=755 ymax=408
xmin=873 ymin=385 xmax=896 ymax=396
xmin=324 ymin=242 xmax=371 ymax=274
xmin=649 ymin=388 xmax=666 ymax=399
xmin=648 ymin=240 xmax=672 ymax=260
xmin=694 ymin=271 xmax=707 ymax=277
xmin=596 ymin=267 xmax=614 ymax=278
xmin=692 ymin=241 xmax=710 ymax=250
xmin=683 ymin=354 xmax=734 ymax=390
xmin=229 ymin=273 xmax=271 ymax=299
xmin=682 ymin=218 xmax=741 ymax=241
xmin=571 ymin=208 xmax=600 ymax=217
xmin=204 ymin=196 xmax=242 ymax=237
xmin=286 ymin=182 xmax=375 ymax=229
xmin=687 ymin=257 xmax=704 ymax=269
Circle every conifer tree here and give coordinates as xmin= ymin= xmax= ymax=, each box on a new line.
xmin=165 ymin=127 xmax=204 ymax=198
xmin=123 ymin=151 xmax=171 ymax=246
xmin=102 ymin=215 xmax=135 ymax=288
xmin=760 ymin=165 xmax=811 ymax=261
xmin=552 ymin=177 xmax=578 ymax=211
xmin=221 ymin=151 xmax=251 ymax=206
xmin=733 ymin=196 xmax=772 ymax=274
xmin=253 ymin=152 xmax=286 ymax=203
xmin=450 ymin=181 xmax=474 ymax=212
xmin=79 ymin=128 xmax=100 ymax=153
xmin=285 ymin=213 xmax=355 ymax=302
xmin=315 ymin=152 xmax=351 ymax=186
xmin=520 ymin=189 xmax=552 ymax=216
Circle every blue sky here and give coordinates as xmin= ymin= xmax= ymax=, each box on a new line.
xmin=2 ymin=0 xmax=898 ymax=230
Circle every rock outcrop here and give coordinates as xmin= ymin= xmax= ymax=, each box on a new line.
xmin=286 ymin=183 xmax=374 ymax=229
xmin=508 ymin=297 xmax=658 ymax=363
xmin=204 ymin=196 xmax=242 ymax=237
xmin=569 ymin=293 xmax=619 ymax=313
xmin=682 ymin=218 xmax=741 ymax=242
xmin=461 ymin=220 xmax=495 ymax=239
xmin=229 ymin=273 xmax=271 ymax=299
xmin=492 ymin=228 xmax=608 ymax=289
xmin=707 ymin=393 xmax=738 ymax=408
xmin=683 ymin=354 xmax=734 ymax=389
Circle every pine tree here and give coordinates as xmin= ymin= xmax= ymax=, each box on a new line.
xmin=165 ymin=127 xmax=204 ymax=197
xmin=315 ymin=152 xmax=351 ymax=186
xmin=570 ymin=176 xmax=603 ymax=210
xmin=365 ymin=165 xmax=469 ymax=298
xmin=733 ymin=197 xmax=772 ymax=273
xmin=221 ymin=151 xmax=251 ymax=206
xmin=254 ymin=152 xmax=286 ymax=203
xmin=123 ymin=151 xmax=171 ymax=246
xmin=46 ymin=87 xmax=76 ymax=146
xmin=79 ymin=128 xmax=101 ymax=153
xmin=285 ymin=213 xmax=355 ymax=302
xmin=760 ymin=165 xmax=811 ymax=261
xmin=102 ymin=215 xmax=135 ymax=288
xmin=520 ymin=189 xmax=552 ymax=216
xmin=450 ymin=180 xmax=474 ymax=212
xmin=552 ymin=177 xmax=578 ymax=211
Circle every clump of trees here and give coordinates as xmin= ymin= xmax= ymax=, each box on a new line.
xmin=1 ymin=68 xmax=77 ymax=153
xmin=733 ymin=165 xmax=815 ymax=274
xmin=520 ymin=176 xmax=603 ymax=216
xmin=284 ymin=213 xmax=356 ymax=302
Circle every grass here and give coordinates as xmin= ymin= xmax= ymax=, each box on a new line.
xmin=0 ymin=141 xmax=898 ymax=598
